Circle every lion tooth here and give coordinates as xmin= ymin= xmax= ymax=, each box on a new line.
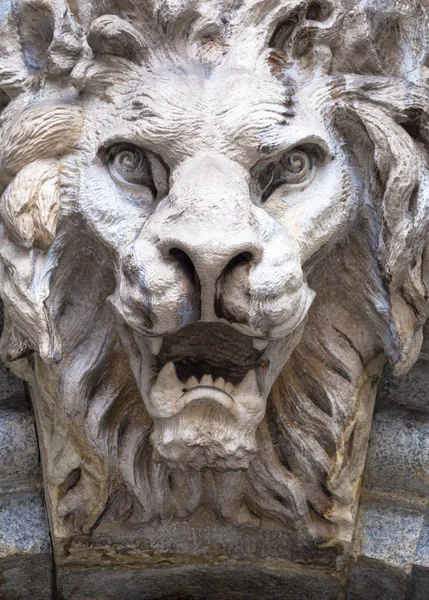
xmin=231 ymin=370 xmax=265 ymax=416
xmin=155 ymin=362 xmax=180 ymax=389
xmin=147 ymin=336 xmax=163 ymax=356
xmin=201 ymin=374 xmax=213 ymax=386
xmin=185 ymin=375 xmax=199 ymax=390
xmin=225 ymin=381 xmax=235 ymax=394
xmin=236 ymin=370 xmax=258 ymax=396
xmin=214 ymin=377 xmax=225 ymax=391
xmin=148 ymin=361 xmax=184 ymax=418
xmin=252 ymin=338 xmax=269 ymax=351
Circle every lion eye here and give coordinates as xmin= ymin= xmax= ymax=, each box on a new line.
xmin=279 ymin=150 xmax=312 ymax=184
xmin=107 ymin=144 xmax=155 ymax=190
xmin=259 ymin=146 xmax=317 ymax=202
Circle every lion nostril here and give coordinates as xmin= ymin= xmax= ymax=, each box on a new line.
xmin=168 ymin=247 xmax=201 ymax=298
xmin=168 ymin=247 xmax=189 ymax=261
xmin=223 ymin=252 xmax=254 ymax=274
xmin=169 ymin=247 xmax=195 ymax=275
xmin=215 ymin=252 xmax=254 ymax=325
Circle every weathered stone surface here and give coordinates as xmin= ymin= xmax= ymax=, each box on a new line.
xmin=0 ymin=363 xmax=27 ymax=409
xmin=57 ymin=564 xmax=342 ymax=600
xmin=0 ymin=407 xmax=40 ymax=487
xmin=365 ymin=408 xmax=429 ymax=497
xmin=0 ymin=491 xmax=52 ymax=599
xmin=0 ymin=491 xmax=51 ymax=556
xmin=358 ymin=501 xmax=425 ymax=568
xmin=0 ymin=555 xmax=52 ymax=600
xmin=1 ymin=0 xmax=429 ymax=568
xmin=409 ymin=566 xmax=429 ymax=600
xmin=415 ymin=513 xmax=429 ymax=568
xmin=1 ymin=0 xmax=429 ymax=598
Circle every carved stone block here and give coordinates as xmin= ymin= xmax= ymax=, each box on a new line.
xmin=365 ymin=409 xmax=429 ymax=497
xmin=0 ymin=361 xmax=52 ymax=598
xmin=0 ymin=360 xmax=26 ymax=407
xmin=0 ymin=0 xmax=429 ymax=597
xmin=57 ymin=565 xmax=343 ymax=600
xmin=0 ymin=407 xmax=40 ymax=486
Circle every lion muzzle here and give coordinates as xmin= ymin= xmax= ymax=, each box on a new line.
xmin=111 ymin=153 xmax=314 ymax=469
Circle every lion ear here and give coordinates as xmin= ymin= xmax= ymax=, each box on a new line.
xmin=87 ymin=15 xmax=146 ymax=62
xmin=0 ymin=159 xmax=60 ymax=250
xmin=0 ymin=102 xmax=82 ymax=184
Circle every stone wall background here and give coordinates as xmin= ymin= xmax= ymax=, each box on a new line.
xmin=0 ymin=302 xmax=52 ymax=599
xmin=349 ymin=324 xmax=429 ymax=600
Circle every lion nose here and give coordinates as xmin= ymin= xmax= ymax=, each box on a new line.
xmin=122 ymin=152 xmax=271 ymax=334
xmin=160 ymin=239 xmax=262 ymax=322
xmin=162 ymin=243 xmax=261 ymax=275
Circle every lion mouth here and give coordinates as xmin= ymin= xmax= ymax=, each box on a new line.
xmin=118 ymin=319 xmax=304 ymax=470
xmin=121 ymin=321 xmax=272 ymax=470
xmin=156 ymin=322 xmax=262 ymax=382
xmin=142 ymin=322 xmax=267 ymax=419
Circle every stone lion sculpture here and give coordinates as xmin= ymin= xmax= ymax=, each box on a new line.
xmin=0 ymin=0 xmax=428 ymax=556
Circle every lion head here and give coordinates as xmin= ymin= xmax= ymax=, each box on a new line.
xmin=1 ymin=0 xmax=429 ymax=553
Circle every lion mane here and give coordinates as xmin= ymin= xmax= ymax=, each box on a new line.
xmin=1 ymin=0 xmax=429 ymax=553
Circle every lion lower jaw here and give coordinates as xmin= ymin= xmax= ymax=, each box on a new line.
xmin=150 ymin=402 xmax=259 ymax=470
xmin=146 ymin=361 xmax=265 ymax=421
xmin=145 ymin=362 xmax=265 ymax=470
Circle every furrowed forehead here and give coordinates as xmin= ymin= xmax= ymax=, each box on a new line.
xmin=94 ymin=61 xmax=297 ymax=167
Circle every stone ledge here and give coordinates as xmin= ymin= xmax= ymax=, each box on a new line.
xmin=56 ymin=564 xmax=343 ymax=600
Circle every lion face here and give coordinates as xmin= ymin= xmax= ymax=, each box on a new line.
xmin=1 ymin=0 xmax=429 ymax=543
xmin=76 ymin=66 xmax=356 ymax=470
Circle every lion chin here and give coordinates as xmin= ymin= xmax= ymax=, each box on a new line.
xmin=151 ymin=400 xmax=259 ymax=471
